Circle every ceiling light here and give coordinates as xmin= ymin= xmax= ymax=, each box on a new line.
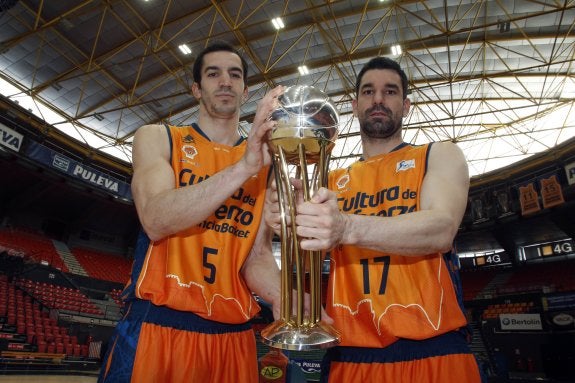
xmin=271 ymin=17 xmax=285 ymax=30
xmin=391 ymin=44 xmax=402 ymax=56
xmin=298 ymin=65 xmax=309 ymax=76
xmin=94 ymin=113 xmax=104 ymax=121
xmin=498 ymin=20 xmax=510 ymax=33
xmin=178 ymin=44 xmax=192 ymax=55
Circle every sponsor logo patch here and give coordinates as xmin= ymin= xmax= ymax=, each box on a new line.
xmin=396 ymin=159 xmax=415 ymax=172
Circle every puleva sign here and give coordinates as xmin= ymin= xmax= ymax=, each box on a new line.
xmin=0 ymin=123 xmax=23 ymax=152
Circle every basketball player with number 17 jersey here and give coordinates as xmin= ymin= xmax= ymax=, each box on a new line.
xmin=287 ymin=57 xmax=484 ymax=383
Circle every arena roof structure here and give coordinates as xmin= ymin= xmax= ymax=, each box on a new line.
xmin=0 ymin=0 xmax=574 ymax=178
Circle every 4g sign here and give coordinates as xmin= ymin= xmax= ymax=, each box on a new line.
xmin=485 ymin=254 xmax=502 ymax=264
xmin=523 ymin=239 xmax=575 ymax=260
xmin=541 ymin=240 xmax=573 ymax=256
xmin=475 ymin=251 xmax=510 ymax=267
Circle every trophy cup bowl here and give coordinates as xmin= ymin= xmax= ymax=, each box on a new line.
xmin=261 ymin=85 xmax=341 ymax=351
xmin=268 ymin=85 xmax=339 ymax=161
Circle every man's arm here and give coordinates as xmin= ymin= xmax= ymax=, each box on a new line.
xmin=241 ymin=210 xmax=281 ymax=320
xmin=296 ymin=142 xmax=470 ymax=255
xmin=131 ymin=86 xmax=284 ymax=241
xmin=131 ymin=124 xmax=265 ymax=242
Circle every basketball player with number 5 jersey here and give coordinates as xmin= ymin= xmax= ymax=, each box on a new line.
xmin=99 ymin=42 xmax=284 ymax=383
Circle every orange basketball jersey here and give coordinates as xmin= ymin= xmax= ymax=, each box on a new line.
xmin=131 ymin=124 xmax=269 ymax=324
xmin=326 ymin=143 xmax=468 ymax=348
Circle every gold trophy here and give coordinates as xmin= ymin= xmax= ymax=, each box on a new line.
xmin=261 ymin=85 xmax=341 ymax=351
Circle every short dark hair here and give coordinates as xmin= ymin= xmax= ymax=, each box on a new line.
xmin=192 ymin=41 xmax=248 ymax=86
xmin=355 ymin=57 xmax=409 ymax=99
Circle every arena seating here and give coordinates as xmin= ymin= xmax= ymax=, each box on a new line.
xmin=460 ymin=259 xmax=575 ymax=303
xmin=498 ymin=260 xmax=575 ymax=295
xmin=460 ymin=268 xmax=498 ymax=301
xmin=0 ymin=227 xmax=132 ymax=286
xmin=72 ymin=247 xmax=131 ymax=284
xmin=482 ymin=301 xmax=535 ymax=319
xmin=0 ymin=275 xmax=91 ymax=360
xmin=15 ymin=278 xmax=103 ymax=317
xmin=109 ymin=288 xmax=124 ymax=308
xmin=0 ymin=227 xmax=67 ymax=272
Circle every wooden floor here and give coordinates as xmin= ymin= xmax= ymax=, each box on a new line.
xmin=0 ymin=375 xmax=97 ymax=382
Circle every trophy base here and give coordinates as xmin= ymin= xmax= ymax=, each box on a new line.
xmin=260 ymin=320 xmax=340 ymax=351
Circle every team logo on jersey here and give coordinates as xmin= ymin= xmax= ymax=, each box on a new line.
xmin=336 ymin=174 xmax=350 ymax=189
xmin=396 ymin=159 xmax=415 ymax=172
xmin=182 ymin=144 xmax=198 ymax=160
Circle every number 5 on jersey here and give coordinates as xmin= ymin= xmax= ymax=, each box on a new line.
xmin=203 ymin=247 xmax=218 ymax=284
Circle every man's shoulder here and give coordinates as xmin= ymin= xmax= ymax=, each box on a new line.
xmin=427 ymin=140 xmax=468 ymax=177
xmin=139 ymin=123 xmax=166 ymax=130
xmin=428 ymin=140 xmax=465 ymax=159
xmin=134 ymin=123 xmax=167 ymax=137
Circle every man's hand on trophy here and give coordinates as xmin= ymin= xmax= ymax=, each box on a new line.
xmin=264 ymin=177 xmax=304 ymax=236
xmin=295 ymin=186 xmax=350 ymax=251
xmin=242 ymin=85 xmax=284 ymax=174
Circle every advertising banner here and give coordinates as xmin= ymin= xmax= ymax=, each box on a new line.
xmin=500 ymin=313 xmax=543 ymax=331
xmin=25 ymin=140 xmax=132 ymax=201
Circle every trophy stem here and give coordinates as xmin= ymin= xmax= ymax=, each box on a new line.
xmin=278 ymin=148 xmax=305 ymax=326
xmin=261 ymin=84 xmax=340 ymax=351
xmin=298 ymin=144 xmax=311 ymax=202
xmin=261 ymin=143 xmax=340 ymax=351
xmin=273 ymin=158 xmax=291 ymax=322
xmin=312 ymin=144 xmax=328 ymax=323
xmin=309 ymin=250 xmax=319 ymax=323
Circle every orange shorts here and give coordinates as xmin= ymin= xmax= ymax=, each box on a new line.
xmin=99 ymin=300 xmax=258 ymax=383
xmin=321 ymin=332 xmax=485 ymax=383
